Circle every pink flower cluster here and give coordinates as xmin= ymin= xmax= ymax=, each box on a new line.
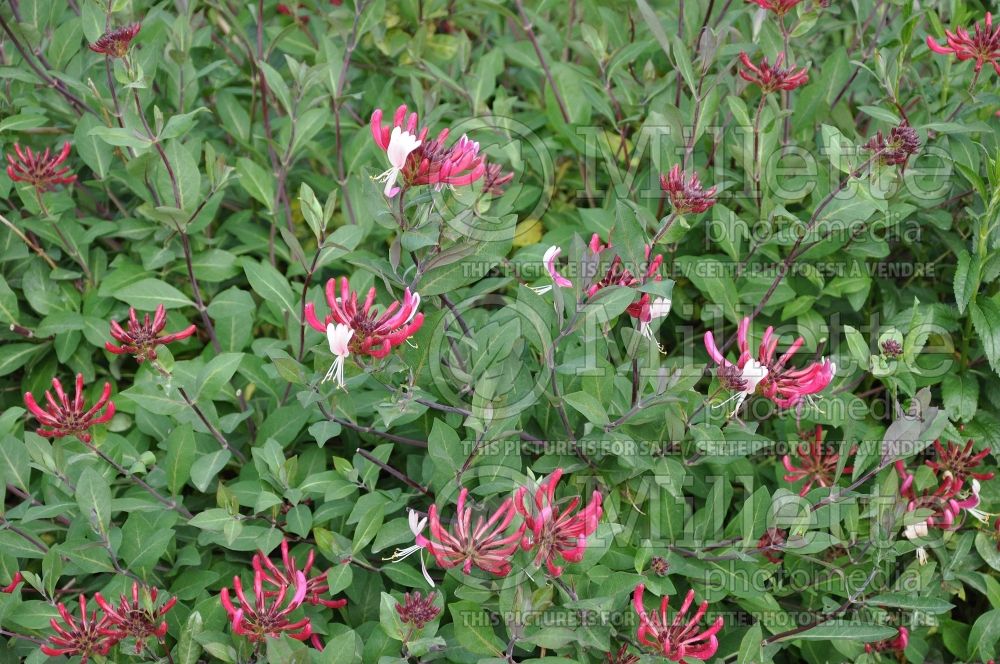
xmin=40 ymin=584 xmax=175 ymax=662
xmin=632 ymin=584 xmax=724 ymax=661
xmin=704 ymin=317 xmax=836 ymax=413
xmin=370 ymin=104 xmax=510 ymax=198
xmin=541 ymin=234 xmax=671 ymax=338
xmin=927 ymin=12 xmax=1000 ymax=76
xmin=220 ymin=539 xmax=347 ymax=649
xmin=414 ymin=468 xmax=602 ymax=580
xmin=781 ymin=426 xmax=855 ymax=496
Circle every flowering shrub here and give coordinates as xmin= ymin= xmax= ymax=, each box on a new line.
xmin=1 ymin=1 xmax=999 ymax=664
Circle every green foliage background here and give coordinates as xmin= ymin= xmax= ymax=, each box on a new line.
xmin=0 ymin=0 xmax=999 ymax=662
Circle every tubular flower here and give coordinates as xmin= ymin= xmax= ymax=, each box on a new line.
xmin=305 ymin=278 xmax=423 ymax=358
xmin=482 ymin=162 xmax=514 ymax=195
xmin=395 ymin=591 xmax=441 ymax=629
xmin=781 ymin=426 xmax=854 ymax=496
xmin=1 ymin=571 xmax=23 ymax=593
xmin=41 ymin=595 xmax=117 ymax=663
xmin=897 ymin=462 xmax=983 ymax=562
xmin=220 ymin=567 xmax=312 ymax=643
xmin=539 ymin=234 xmax=670 ymax=339
xmin=925 ymin=439 xmax=994 ymax=482
xmin=926 ymin=12 xmax=1000 ymax=76
xmin=704 ymin=317 xmax=836 ymax=412
xmin=253 ymin=539 xmax=348 ymax=610
xmin=370 ymin=105 xmax=488 ymax=197
xmin=94 ymin=583 xmax=176 ymax=654
xmin=606 ymin=644 xmax=641 ymax=664
xmin=756 ymin=527 xmax=787 ymax=564
xmin=865 ymin=626 xmax=909 ymax=655
xmin=864 ymin=123 xmax=920 ymax=168
xmin=632 ymin=584 xmax=724 ymax=662
xmin=304 ymin=278 xmax=423 ymax=387
xmin=5 ymin=142 xmax=77 ymax=192
xmin=415 ymin=488 xmax=525 ymax=576
xmin=513 ymin=468 xmax=603 ymax=577
xmin=660 ymin=165 xmax=717 ymax=215
xmin=106 ymin=304 xmax=197 ymax=363
xmin=745 ymin=0 xmax=803 ymax=16
xmin=24 ymin=374 xmax=116 ymax=443
xmin=738 ymin=52 xmax=809 ymax=93
xmin=88 ymin=24 xmax=141 ymax=57
xmin=384 ymin=509 xmax=436 ymax=587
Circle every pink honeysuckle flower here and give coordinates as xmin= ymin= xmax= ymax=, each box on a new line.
xmin=745 ymin=0 xmax=803 ymax=17
xmin=606 ymin=644 xmax=641 ymax=664
xmin=1 ymin=572 xmax=23 ymax=593
xmin=704 ymin=317 xmax=836 ymax=413
xmin=370 ymin=104 xmax=490 ymax=197
xmin=659 ymin=165 xmax=717 ymax=215
xmin=542 ymin=246 xmax=573 ymax=289
xmin=24 ymin=374 xmax=116 ymax=443
xmin=105 ymin=304 xmax=197 ymax=363
xmin=41 ymin=594 xmax=117 ymax=663
xmin=482 ymin=162 xmax=514 ymax=195
xmin=513 ymin=468 xmax=603 ymax=577
xmin=632 ymin=584 xmax=724 ymax=662
xmin=305 ymin=277 xmax=423 ymax=358
xmin=252 ymin=538 xmax=348 ymax=610
xmin=384 ymin=509 xmax=436 ymax=587
xmin=88 ymin=24 xmax=141 ymax=57
xmin=5 ymin=142 xmax=77 ymax=192
xmin=536 ymin=234 xmax=669 ymax=340
xmin=322 ymin=323 xmax=354 ymax=388
xmin=781 ymin=426 xmax=854 ymax=496
xmin=925 ymin=439 xmax=994 ymax=483
xmin=395 ymin=591 xmax=441 ymax=629
xmin=865 ymin=626 xmax=909 ymax=655
xmin=94 ymin=583 xmax=176 ymax=654
xmin=414 ymin=488 xmax=525 ymax=576
xmin=220 ymin=567 xmax=312 ymax=642
xmin=863 ymin=123 xmax=921 ymax=169
xmin=896 ymin=462 xmax=984 ymax=563
xmin=738 ymin=52 xmax=809 ymax=93
xmin=926 ymin=12 xmax=1000 ymax=76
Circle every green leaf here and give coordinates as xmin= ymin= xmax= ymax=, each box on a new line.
xmin=351 ymin=502 xmax=384 ymax=554
xmin=969 ymin=609 xmax=1000 ymax=659
xmin=953 ymin=249 xmax=981 ymax=315
xmin=237 ymin=157 xmax=275 ymax=211
xmin=865 ymin=593 xmax=955 ymax=614
xmin=176 ymin=611 xmax=204 ymax=664
xmin=0 ymin=113 xmax=46 ymax=133
xmin=115 ymin=278 xmax=194 ymax=310
xmin=0 ymin=274 xmax=18 ymax=325
xmin=163 ymin=424 xmax=195 ymax=494
xmin=88 ymin=125 xmax=153 ymax=150
xmin=160 ymin=107 xmax=210 ymax=141
xmin=76 ymin=467 xmax=112 ymax=535
xmin=194 ymin=352 xmax=244 ymax=401
xmin=942 ymin=373 xmax=978 ymax=422
xmin=562 ymin=391 xmax=609 ymax=425
xmin=737 ymin=624 xmax=763 ymax=664
xmin=448 ymin=601 xmax=505 ymax=657
xmin=190 ymin=450 xmax=231 ymax=493
xmin=857 ymin=105 xmax=901 ymax=124
xmin=243 ymin=259 xmax=297 ymax=319
xmin=0 ymin=344 xmax=43 ymax=377
xmin=971 ymin=296 xmax=1000 ymax=377
xmin=0 ymin=434 xmax=31 ymax=491
xmin=790 ymin=621 xmax=898 ymax=641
